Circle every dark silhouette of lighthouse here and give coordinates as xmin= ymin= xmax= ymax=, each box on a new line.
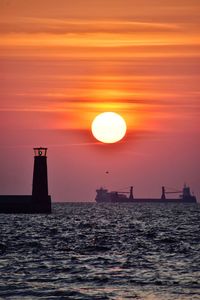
xmin=32 ymin=147 xmax=51 ymax=213
xmin=0 ymin=147 xmax=52 ymax=213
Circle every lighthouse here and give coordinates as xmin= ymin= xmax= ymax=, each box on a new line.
xmin=32 ymin=147 xmax=51 ymax=213
xmin=0 ymin=147 xmax=52 ymax=213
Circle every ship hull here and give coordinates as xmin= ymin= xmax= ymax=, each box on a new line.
xmin=96 ymin=198 xmax=197 ymax=203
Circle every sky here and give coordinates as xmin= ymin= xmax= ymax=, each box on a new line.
xmin=0 ymin=0 xmax=199 ymax=202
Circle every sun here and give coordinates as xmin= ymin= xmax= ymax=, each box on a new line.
xmin=91 ymin=112 xmax=127 ymax=143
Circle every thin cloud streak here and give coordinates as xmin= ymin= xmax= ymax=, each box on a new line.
xmin=1 ymin=32 xmax=199 ymax=48
xmin=0 ymin=17 xmax=182 ymax=35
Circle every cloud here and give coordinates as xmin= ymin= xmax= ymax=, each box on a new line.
xmin=0 ymin=17 xmax=181 ymax=35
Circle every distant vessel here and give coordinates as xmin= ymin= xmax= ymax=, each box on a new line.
xmin=95 ymin=185 xmax=197 ymax=203
xmin=0 ymin=147 xmax=51 ymax=213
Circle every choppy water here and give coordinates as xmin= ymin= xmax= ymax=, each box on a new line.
xmin=0 ymin=203 xmax=200 ymax=300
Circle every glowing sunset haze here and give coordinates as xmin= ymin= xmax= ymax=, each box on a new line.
xmin=0 ymin=0 xmax=199 ymax=201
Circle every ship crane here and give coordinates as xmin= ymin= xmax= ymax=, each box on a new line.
xmin=161 ymin=186 xmax=182 ymax=199
xmin=117 ymin=191 xmax=130 ymax=194
xmin=165 ymin=191 xmax=182 ymax=194
xmin=111 ymin=186 xmax=134 ymax=200
xmin=112 ymin=186 xmax=134 ymax=200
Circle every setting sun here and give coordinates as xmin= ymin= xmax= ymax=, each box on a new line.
xmin=91 ymin=112 xmax=127 ymax=143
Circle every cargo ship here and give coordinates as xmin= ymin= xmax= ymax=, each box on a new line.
xmin=95 ymin=185 xmax=197 ymax=203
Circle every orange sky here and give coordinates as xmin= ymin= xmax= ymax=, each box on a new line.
xmin=0 ymin=0 xmax=199 ymax=201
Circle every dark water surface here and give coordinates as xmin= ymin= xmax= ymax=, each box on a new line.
xmin=0 ymin=203 xmax=200 ymax=300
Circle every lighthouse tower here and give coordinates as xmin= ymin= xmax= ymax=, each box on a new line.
xmin=32 ymin=147 xmax=51 ymax=213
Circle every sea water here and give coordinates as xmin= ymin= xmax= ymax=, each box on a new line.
xmin=0 ymin=203 xmax=199 ymax=300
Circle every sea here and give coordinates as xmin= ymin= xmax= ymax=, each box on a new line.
xmin=0 ymin=203 xmax=199 ymax=300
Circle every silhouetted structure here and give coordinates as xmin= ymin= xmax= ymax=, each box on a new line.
xmin=95 ymin=185 xmax=197 ymax=203
xmin=32 ymin=148 xmax=49 ymax=204
xmin=0 ymin=147 xmax=51 ymax=213
xmin=129 ymin=186 xmax=134 ymax=201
